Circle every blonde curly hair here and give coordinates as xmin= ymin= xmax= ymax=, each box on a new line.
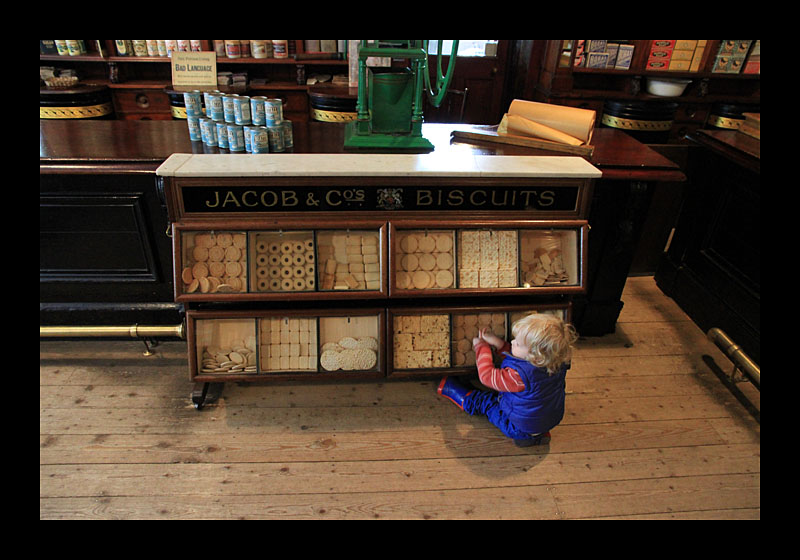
xmin=511 ymin=313 xmax=578 ymax=375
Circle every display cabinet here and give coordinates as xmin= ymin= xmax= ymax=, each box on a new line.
xmin=156 ymin=152 xmax=600 ymax=407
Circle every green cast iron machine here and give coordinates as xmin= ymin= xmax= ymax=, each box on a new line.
xmin=344 ymin=40 xmax=459 ymax=151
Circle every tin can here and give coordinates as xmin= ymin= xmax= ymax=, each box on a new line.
xmin=272 ymin=40 xmax=288 ymax=59
xmin=264 ymin=98 xmax=283 ymax=126
xmin=187 ymin=117 xmax=201 ymax=142
xmin=267 ymin=125 xmax=285 ymax=152
xmin=225 ymin=40 xmax=241 ymax=59
xmin=146 ymin=40 xmax=159 ymax=56
xmin=227 ymin=124 xmax=245 ymax=152
xmin=156 ymin=40 xmax=168 ymax=57
xmin=183 ymin=90 xmax=203 ymax=118
xmin=133 ymin=40 xmax=148 ymax=56
xmin=233 ymin=95 xmax=252 ymax=125
xmin=244 ymin=125 xmax=259 ymax=152
xmin=282 ymin=120 xmax=293 ymax=149
xmin=252 ymin=127 xmax=270 ymax=153
xmin=251 ymin=40 xmax=268 ymax=58
xmin=249 ymin=96 xmax=268 ymax=126
xmin=205 ymin=92 xmax=224 ymax=121
xmin=216 ymin=121 xmax=230 ymax=149
xmin=200 ymin=117 xmax=217 ymax=146
xmin=222 ymin=94 xmax=238 ymax=123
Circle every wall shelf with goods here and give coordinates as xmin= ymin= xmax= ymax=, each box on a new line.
xmin=530 ymin=39 xmax=760 ymax=143
xmin=40 ymin=40 xmax=350 ymax=121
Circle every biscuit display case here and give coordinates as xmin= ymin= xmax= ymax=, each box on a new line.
xmin=156 ymin=153 xmax=601 ymax=407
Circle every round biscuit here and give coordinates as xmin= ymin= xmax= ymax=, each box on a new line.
xmin=352 ymin=348 xmax=377 ymax=370
xmin=209 ymin=262 xmax=225 ymax=277
xmin=435 ymin=269 xmax=454 ymax=288
xmin=181 ymin=267 xmax=194 ymax=284
xmin=225 ymin=246 xmax=241 ymax=261
xmin=435 ymin=234 xmax=453 ymax=252
xmin=192 ymin=262 xmax=208 ymax=279
xmin=320 ymin=350 xmax=340 ymax=371
xmin=418 ymin=253 xmax=436 ymax=271
xmin=192 ymin=246 xmax=209 ymax=262
xmin=338 ymin=336 xmax=358 ymax=349
xmin=418 ymin=235 xmax=436 ymax=253
xmin=208 ymin=246 xmax=225 ymax=262
xmin=216 ymin=233 xmax=233 ymax=247
xmin=436 ymin=252 xmax=454 ymax=270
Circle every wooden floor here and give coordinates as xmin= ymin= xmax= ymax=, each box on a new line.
xmin=40 ymin=277 xmax=760 ymax=520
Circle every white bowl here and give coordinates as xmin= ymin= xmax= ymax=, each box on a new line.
xmin=646 ymin=78 xmax=691 ymax=97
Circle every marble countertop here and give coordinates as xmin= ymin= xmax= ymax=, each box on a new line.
xmin=156 ymin=153 xmax=602 ymax=179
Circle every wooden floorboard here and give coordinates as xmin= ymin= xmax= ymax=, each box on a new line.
xmin=40 ymin=276 xmax=760 ymax=520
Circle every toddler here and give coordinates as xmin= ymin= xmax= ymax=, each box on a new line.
xmin=438 ymin=313 xmax=578 ymax=447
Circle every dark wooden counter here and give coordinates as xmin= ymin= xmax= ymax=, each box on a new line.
xmin=41 ymin=120 xmax=684 ymax=334
xmin=656 ymin=129 xmax=760 ymax=362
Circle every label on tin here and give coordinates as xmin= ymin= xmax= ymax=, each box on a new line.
xmin=171 ymin=51 xmax=217 ymax=87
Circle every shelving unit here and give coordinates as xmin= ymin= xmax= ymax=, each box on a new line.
xmin=528 ymin=40 xmax=760 ymax=143
xmin=40 ymin=40 xmax=348 ymax=121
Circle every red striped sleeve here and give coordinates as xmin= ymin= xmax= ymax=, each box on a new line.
xmin=473 ymin=341 xmax=525 ymax=393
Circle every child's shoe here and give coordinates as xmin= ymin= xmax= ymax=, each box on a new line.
xmin=513 ymin=431 xmax=551 ymax=447
xmin=437 ymin=377 xmax=474 ymax=410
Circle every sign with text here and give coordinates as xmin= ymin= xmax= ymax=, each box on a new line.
xmin=171 ymin=51 xmax=217 ymax=87
xmin=181 ymin=184 xmax=581 ymax=214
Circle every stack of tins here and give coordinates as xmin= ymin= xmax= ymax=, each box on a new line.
xmin=600 ymin=100 xmax=678 ymax=143
xmin=182 ymin=89 xmax=293 ymax=154
xmin=40 ymin=85 xmax=115 ymax=120
xmin=706 ymin=103 xmax=760 ymax=131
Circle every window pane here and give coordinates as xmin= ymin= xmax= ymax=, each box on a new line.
xmin=427 ymin=40 xmax=498 ymax=57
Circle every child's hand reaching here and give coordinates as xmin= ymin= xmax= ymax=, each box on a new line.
xmin=473 ymin=327 xmax=505 ymax=351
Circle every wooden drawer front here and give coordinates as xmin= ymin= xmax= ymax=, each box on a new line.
xmin=113 ymin=90 xmax=171 ymax=116
xmin=187 ymin=308 xmax=385 ymax=382
xmin=387 ymin=303 xmax=571 ymax=378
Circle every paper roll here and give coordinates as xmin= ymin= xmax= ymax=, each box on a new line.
xmin=500 ymin=114 xmax=584 ymax=146
xmin=507 ymin=99 xmax=596 ymax=145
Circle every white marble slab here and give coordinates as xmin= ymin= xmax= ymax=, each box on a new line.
xmin=156 ymin=152 xmax=601 ymax=179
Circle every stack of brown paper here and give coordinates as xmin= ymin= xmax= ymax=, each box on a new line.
xmin=498 ymin=99 xmax=596 ymax=147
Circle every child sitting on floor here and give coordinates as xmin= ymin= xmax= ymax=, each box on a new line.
xmin=438 ymin=313 xmax=578 ymax=447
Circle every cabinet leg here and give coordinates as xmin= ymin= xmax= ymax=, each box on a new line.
xmin=191 ymin=382 xmax=224 ymax=409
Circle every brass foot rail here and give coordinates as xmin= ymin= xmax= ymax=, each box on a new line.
xmin=707 ymin=327 xmax=760 ymax=390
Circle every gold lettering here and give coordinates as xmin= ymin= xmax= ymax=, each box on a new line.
xmin=491 ymin=190 xmax=508 ymax=206
xmin=539 ymin=190 xmax=555 ymax=207
xmin=326 ymin=190 xmax=341 ymax=206
xmin=416 ymin=190 xmax=432 ymax=206
xmin=521 ymin=191 xmax=536 ymax=207
xmin=448 ymin=190 xmax=463 ymax=206
xmin=281 ymin=191 xmax=298 ymax=207
xmin=469 ymin=190 xmax=486 ymax=206
xmin=222 ymin=190 xmax=240 ymax=207
xmin=204 ymin=190 xmax=220 ymax=208
xmin=260 ymin=191 xmax=278 ymax=207
xmin=241 ymin=190 xmax=258 ymax=207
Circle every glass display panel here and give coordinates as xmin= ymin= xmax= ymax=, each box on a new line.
xmin=457 ymin=229 xmax=519 ymax=288
xmin=251 ymin=231 xmax=316 ymax=293
xmin=316 ymin=230 xmax=380 ymax=291
xmin=392 ymin=314 xmax=451 ymax=369
xmin=509 ymin=308 xmax=568 ymax=325
xmin=519 ymin=230 xmax=579 ymax=287
xmin=258 ymin=316 xmax=318 ymax=372
xmin=395 ymin=230 xmax=456 ymax=290
xmin=318 ymin=315 xmax=380 ymax=372
xmin=195 ymin=318 xmax=258 ymax=374
xmin=181 ymin=231 xmax=248 ymax=294
xmin=451 ymin=312 xmax=507 ymax=367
